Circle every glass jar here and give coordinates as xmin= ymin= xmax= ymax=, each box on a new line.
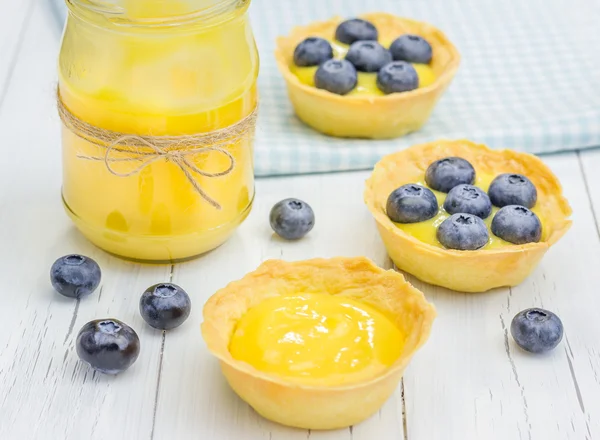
xmin=58 ymin=0 xmax=258 ymax=262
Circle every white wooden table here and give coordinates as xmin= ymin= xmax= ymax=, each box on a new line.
xmin=2 ymin=2 xmax=600 ymax=439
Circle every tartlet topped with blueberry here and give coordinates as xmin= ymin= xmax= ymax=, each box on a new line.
xmin=275 ymin=13 xmax=460 ymax=139
xmin=364 ymin=140 xmax=572 ymax=292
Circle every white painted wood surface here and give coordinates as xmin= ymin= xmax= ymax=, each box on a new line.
xmin=1 ymin=2 xmax=600 ymax=439
xmin=0 ymin=0 xmax=36 ymax=105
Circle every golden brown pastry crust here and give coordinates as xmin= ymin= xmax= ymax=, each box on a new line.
xmin=364 ymin=140 xmax=573 ymax=292
xmin=201 ymin=256 xmax=436 ymax=429
xmin=275 ymin=13 xmax=460 ymax=139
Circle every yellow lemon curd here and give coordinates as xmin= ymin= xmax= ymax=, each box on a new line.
xmin=291 ymin=39 xmax=436 ymax=95
xmin=229 ymin=293 xmax=404 ymax=386
xmin=395 ymin=172 xmax=546 ymax=250
xmin=58 ymin=0 xmax=258 ymax=262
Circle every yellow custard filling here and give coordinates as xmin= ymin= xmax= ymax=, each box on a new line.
xmin=395 ymin=173 xmax=547 ymax=250
xmin=291 ymin=39 xmax=436 ymax=95
xmin=229 ymin=293 xmax=404 ymax=386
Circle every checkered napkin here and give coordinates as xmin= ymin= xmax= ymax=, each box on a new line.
xmin=251 ymin=0 xmax=600 ymax=176
xmin=49 ymin=0 xmax=600 ymax=176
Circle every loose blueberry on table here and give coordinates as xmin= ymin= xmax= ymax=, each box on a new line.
xmin=50 ymin=254 xmax=101 ymax=299
xmin=291 ymin=18 xmax=435 ymax=96
xmin=386 ymin=156 xmax=543 ymax=250
xmin=76 ymin=319 xmax=140 ymax=374
xmin=140 ymin=283 xmax=192 ymax=330
xmin=511 ymin=308 xmax=563 ymax=353
xmin=270 ymin=198 xmax=315 ymax=240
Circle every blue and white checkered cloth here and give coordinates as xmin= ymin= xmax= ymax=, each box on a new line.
xmin=50 ymin=0 xmax=600 ymax=176
xmin=251 ymin=0 xmax=600 ymax=175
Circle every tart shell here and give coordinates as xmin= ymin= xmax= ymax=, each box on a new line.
xmin=364 ymin=140 xmax=573 ymax=292
xmin=275 ymin=13 xmax=460 ymax=139
xmin=201 ymin=257 xmax=436 ymax=429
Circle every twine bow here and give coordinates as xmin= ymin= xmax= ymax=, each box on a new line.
xmin=57 ymin=92 xmax=258 ymax=210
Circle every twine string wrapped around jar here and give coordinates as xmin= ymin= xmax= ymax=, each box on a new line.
xmin=57 ymin=91 xmax=258 ymax=210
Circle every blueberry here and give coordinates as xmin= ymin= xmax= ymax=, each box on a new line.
xmin=511 ymin=308 xmax=563 ymax=353
xmin=345 ymin=41 xmax=392 ymax=73
xmin=491 ymin=205 xmax=542 ymax=244
xmin=50 ymin=254 xmax=101 ymax=299
xmin=390 ymin=34 xmax=433 ymax=64
xmin=76 ymin=319 xmax=140 ymax=374
xmin=437 ymin=213 xmax=489 ymax=250
xmin=488 ymin=174 xmax=538 ymax=208
xmin=314 ymin=59 xmax=358 ymax=95
xmin=140 ymin=283 xmax=192 ymax=330
xmin=386 ymin=184 xmax=438 ymax=223
xmin=443 ymin=184 xmax=492 ymax=219
xmin=270 ymin=198 xmax=315 ymax=240
xmin=335 ymin=18 xmax=378 ymax=45
xmin=376 ymin=61 xmax=419 ymax=94
xmin=425 ymin=157 xmax=476 ymax=193
xmin=293 ymin=37 xmax=334 ymax=67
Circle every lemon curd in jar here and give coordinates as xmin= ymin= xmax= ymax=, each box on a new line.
xmin=58 ymin=0 xmax=259 ymax=262
xmin=229 ymin=293 xmax=405 ymax=386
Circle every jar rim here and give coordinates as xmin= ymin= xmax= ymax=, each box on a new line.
xmin=66 ymin=0 xmax=249 ymax=27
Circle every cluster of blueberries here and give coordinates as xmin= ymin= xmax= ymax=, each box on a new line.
xmin=386 ymin=157 xmax=543 ymax=250
xmin=293 ymin=18 xmax=433 ymax=95
xmin=51 ymin=255 xmax=192 ymax=374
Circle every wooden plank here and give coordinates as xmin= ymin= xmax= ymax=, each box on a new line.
xmin=403 ymin=152 xmax=600 ymax=440
xmin=153 ymin=171 xmax=404 ymax=440
xmin=0 ymin=0 xmax=36 ymax=108
xmin=578 ymin=149 xmax=600 ymax=238
xmin=0 ymin=4 xmax=168 ymax=439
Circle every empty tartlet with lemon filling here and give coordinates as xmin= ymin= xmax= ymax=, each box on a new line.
xmin=201 ymin=257 xmax=436 ymax=430
xmin=275 ymin=13 xmax=460 ymax=139
xmin=364 ymin=140 xmax=572 ymax=293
